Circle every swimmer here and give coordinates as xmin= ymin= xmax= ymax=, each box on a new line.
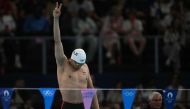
xmin=53 ymin=2 xmax=100 ymax=109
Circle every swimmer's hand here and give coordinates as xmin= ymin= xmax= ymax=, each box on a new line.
xmin=53 ymin=2 xmax=62 ymax=18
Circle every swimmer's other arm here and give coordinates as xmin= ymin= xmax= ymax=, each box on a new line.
xmin=53 ymin=3 xmax=67 ymax=67
xmin=87 ymin=74 xmax=100 ymax=109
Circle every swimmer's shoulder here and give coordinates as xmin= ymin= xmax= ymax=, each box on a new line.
xmin=57 ymin=59 xmax=70 ymax=72
xmin=81 ymin=64 xmax=90 ymax=74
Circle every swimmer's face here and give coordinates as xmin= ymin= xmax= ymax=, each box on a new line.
xmin=70 ymin=59 xmax=84 ymax=69
xmin=150 ymin=94 xmax=162 ymax=109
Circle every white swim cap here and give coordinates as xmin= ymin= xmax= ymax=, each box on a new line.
xmin=71 ymin=48 xmax=86 ymax=64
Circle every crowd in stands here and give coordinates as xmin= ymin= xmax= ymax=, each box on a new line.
xmin=0 ymin=0 xmax=190 ymax=74
xmin=1 ymin=0 xmax=190 ymax=108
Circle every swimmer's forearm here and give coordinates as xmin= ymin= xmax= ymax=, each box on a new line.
xmin=53 ymin=18 xmax=61 ymax=43
xmin=53 ymin=17 xmax=66 ymax=65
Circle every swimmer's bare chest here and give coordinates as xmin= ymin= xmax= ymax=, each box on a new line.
xmin=57 ymin=63 xmax=89 ymax=103
xmin=59 ymin=69 xmax=88 ymax=89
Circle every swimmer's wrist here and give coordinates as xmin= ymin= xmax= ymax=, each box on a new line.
xmin=54 ymin=16 xmax=59 ymax=19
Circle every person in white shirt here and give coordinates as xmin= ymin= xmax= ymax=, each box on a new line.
xmin=123 ymin=11 xmax=146 ymax=56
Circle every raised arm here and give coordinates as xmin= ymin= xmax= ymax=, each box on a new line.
xmin=53 ymin=2 xmax=67 ymax=66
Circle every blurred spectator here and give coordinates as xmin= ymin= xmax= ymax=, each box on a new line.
xmin=150 ymin=0 xmax=174 ymax=34
xmin=72 ymin=9 xmax=98 ymax=63
xmin=163 ymin=18 xmax=182 ymax=73
xmin=143 ymin=91 xmax=163 ymax=109
xmin=133 ymin=91 xmax=143 ymax=109
xmin=0 ymin=8 xmax=22 ymax=71
xmin=67 ymin=0 xmax=101 ymax=36
xmin=23 ymin=8 xmax=50 ymax=34
xmin=159 ymin=0 xmax=184 ymax=34
xmin=12 ymin=79 xmax=25 ymax=108
xmin=0 ymin=10 xmax=16 ymax=33
xmin=122 ymin=10 xmax=146 ymax=57
xmin=68 ymin=0 xmax=94 ymax=17
xmin=100 ymin=6 xmax=123 ymax=64
xmin=11 ymin=79 xmax=34 ymax=109
xmin=106 ymin=81 xmax=122 ymax=109
xmin=151 ymin=0 xmax=174 ymax=18
xmin=167 ymin=74 xmax=187 ymax=108
xmin=68 ymin=0 xmax=100 ymax=21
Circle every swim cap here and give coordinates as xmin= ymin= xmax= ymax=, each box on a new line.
xmin=71 ymin=49 xmax=86 ymax=64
